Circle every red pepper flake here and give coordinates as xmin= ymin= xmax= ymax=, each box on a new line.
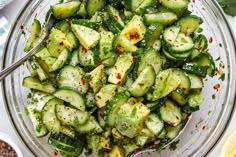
xmin=222 ymin=65 xmax=225 ymax=69
xmin=82 ymin=47 xmax=87 ymax=53
xmin=192 ymin=0 xmax=195 ymax=3
xmin=182 ymin=87 xmax=187 ymax=91
xmin=171 ymin=69 xmax=174 ymax=73
xmin=116 ymin=45 xmax=124 ymax=53
xmin=117 ymin=81 xmax=121 ymax=85
xmin=176 ymin=116 xmax=179 ymax=120
xmin=20 ymin=25 xmax=24 ymax=30
xmin=202 ymin=125 xmax=206 ymax=130
xmin=54 ymin=150 xmax=58 ymax=156
xmin=168 ymin=39 xmax=172 ymax=42
xmin=116 ymin=73 xmax=121 ymax=80
xmin=114 ymin=15 xmax=118 ymax=20
xmin=198 ymin=46 xmax=203 ymax=51
xmin=209 ymin=37 xmax=213 ymax=43
xmin=59 ymin=42 xmax=64 ymax=46
xmin=213 ymin=83 xmax=220 ymax=91
xmin=160 ymin=77 xmax=163 ymax=80
xmin=133 ymin=148 xmax=141 ymax=153
xmin=132 ymin=57 xmax=136 ymax=63
xmin=129 ymin=32 xmax=139 ymax=39
xmin=105 ymin=144 xmax=108 ymax=148
xmin=100 ymin=113 xmax=104 ymax=119
xmin=97 ymin=58 xmax=102 ymax=65
xmin=81 ymin=78 xmax=86 ymax=85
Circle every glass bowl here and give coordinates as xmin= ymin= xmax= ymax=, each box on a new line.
xmin=1 ymin=0 xmax=236 ymax=156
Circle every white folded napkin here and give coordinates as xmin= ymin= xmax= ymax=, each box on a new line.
xmin=0 ymin=0 xmax=14 ymax=10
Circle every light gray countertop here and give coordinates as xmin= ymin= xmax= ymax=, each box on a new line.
xmin=0 ymin=0 xmax=235 ymax=157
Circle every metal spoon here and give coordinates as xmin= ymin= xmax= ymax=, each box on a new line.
xmin=0 ymin=13 xmax=54 ymax=81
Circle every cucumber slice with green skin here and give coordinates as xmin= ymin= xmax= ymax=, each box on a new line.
xmin=56 ymin=104 xmax=89 ymax=126
xmin=49 ymin=48 xmax=70 ymax=72
xmin=152 ymin=69 xmax=181 ymax=101
xmin=95 ymin=84 xmax=117 ymax=108
xmin=182 ymin=63 xmax=207 ymax=77
xmin=85 ymin=91 xmax=96 ymax=108
xmin=107 ymin=5 xmax=125 ymax=30
xmin=137 ymin=48 xmax=162 ymax=75
xmin=51 ymin=1 xmax=81 ymax=19
xmin=187 ymin=91 xmax=204 ymax=110
xmin=28 ymin=56 xmax=49 ymax=81
xmin=97 ymin=109 xmax=106 ymax=128
xmin=54 ymin=88 xmax=85 ymax=111
xmin=135 ymin=0 xmax=156 ymax=14
xmin=86 ymin=0 xmax=106 ymax=16
xmin=105 ymin=94 xmax=129 ymax=127
xmin=165 ymin=124 xmax=182 ymax=139
xmin=71 ymin=19 xmax=99 ymax=30
xmin=42 ymin=57 xmax=57 ymax=68
xmin=99 ymin=31 xmax=117 ymax=67
xmin=71 ymin=24 xmax=100 ymax=50
xmin=113 ymin=35 xmax=138 ymax=53
xmin=26 ymin=104 xmax=48 ymax=137
xmin=171 ymin=68 xmax=191 ymax=94
xmin=143 ymin=23 xmax=164 ymax=48
xmin=42 ymin=98 xmax=63 ymax=133
xmin=77 ymin=1 xmax=87 ymax=16
xmin=48 ymin=133 xmax=83 ymax=152
xmin=158 ymin=128 xmax=167 ymax=139
xmin=57 ymin=65 xmax=88 ymax=94
xmin=160 ymin=0 xmax=189 ymax=11
xmin=171 ymin=88 xmax=188 ymax=106
xmin=24 ymin=19 xmax=41 ymax=52
xmin=192 ymin=53 xmax=215 ymax=77
xmin=163 ymin=26 xmax=181 ymax=46
xmin=74 ymin=116 xmax=103 ymax=134
xmin=120 ymin=15 xmax=146 ymax=45
xmin=55 ymin=20 xmax=71 ymax=34
xmin=146 ymin=101 xmax=161 ymax=111
xmin=129 ymin=66 xmax=155 ymax=97
xmin=109 ymin=145 xmax=125 ymax=157
xmin=178 ymin=15 xmax=203 ymax=35
xmin=170 ymin=33 xmax=194 ymax=53
xmin=104 ymin=19 xmax=122 ymax=34
xmin=145 ymin=113 xmax=164 ymax=136
xmin=78 ymin=46 xmax=99 ymax=67
xmin=189 ymin=48 xmax=201 ymax=60
xmin=35 ymin=47 xmax=51 ymax=59
xmin=69 ymin=49 xmax=79 ymax=66
xmin=108 ymin=54 xmax=134 ymax=85
xmin=144 ymin=12 xmax=178 ymax=26
xmin=151 ymin=39 xmax=162 ymax=51
xmin=59 ymin=126 xmax=76 ymax=139
xmin=35 ymin=95 xmax=54 ymax=112
xmin=116 ymin=101 xmax=150 ymax=138
xmin=88 ymin=65 xmax=106 ymax=93
xmin=188 ymin=73 xmax=204 ymax=89
xmin=47 ymin=28 xmax=73 ymax=57
xmin=160 ymin=100 xmax=182 ymax=126
xmin=66 ymin=32 xmax=79 ymax=49
xmin=22 ymin=77 xmax=56 ymax=93
xmin=124 ymin=0 xmax=144 ymax=11
xmin=163 ymin=49 xmax=185 ymax=61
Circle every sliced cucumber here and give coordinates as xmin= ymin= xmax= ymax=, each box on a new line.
xmin=145 ymin=113 xmax=164 ymax=136
xmin=78 ymin=46 xmax=99 ymax=67
xmin=24 ymin=19 xmax=41 ymax=52
xmin=160 ymin=0 xmax=189 ymax=11
xmin=113 ymin=35 xmax=138 ymax=53
xmin=88 ymin=65 xmax=106 ymax=93
xmin=57 ymin=65 xmax=88 ymax=94
xmin=26 ymin=104 xmax=48 ymax=137
xmin=49 ymin=48 xmax=70 ymax=72
xmin=66 ymin=32 xmax=79 ymax=49
xmin=171 ymin=33 xmax=194 ymax=53
xmin=188 ymin=73 xmax=204 ymax=89
xmin=71 ymin=19 xmax=99 ymax=30
xmin=160 ymin=100 xmax=182 ymax=126
xmin=144 ymin=12 xmax=178 ymax=26
xmin=69 ymin=49 xmax=79 ymax=66
xmin=107 ymin=5 xmax=125 ymax=30
xmin=59 ymin=125 xmax=76 ymax=139
xmin=129 ymin=66 xmax=155 ymax=97
xmin=163 ymin=26 xmax=181 ymax=46
xmin=35 ymin=95 xmax=54 ymax=112
xmin=22 ymin=77 xmax=56 ymax=93
xmin=55 ymin=20 xmax=71 ymax=34
xmin=86 ymin=0 xmax=106 ymax=16
xmin=182 ymin=63 xmax=207 ymax=77
xmin=56 ymin=104 xmax=89 ymax=126
xmin=178 ymin=15 xmax=203 ymax=35
xmin=42 ymin=98 xmax=63 ymax=133
xmin=54 ymin=88 xmax=85 ymax=111
xmin=51 ymin=1 xmax=81 ymax=19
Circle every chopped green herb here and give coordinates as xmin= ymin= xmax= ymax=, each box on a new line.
xmin=219 ymin=73 xmax=225 ymax=81
xmin=155 ymin=144 xmax=163 ymax=154
xmin=169 ymin=140 xmax=180 ymax=151
xmin=215 ymin=56 xmax=221 ymax=61
xmin=212 ymin=94 xmax=216 ymax=99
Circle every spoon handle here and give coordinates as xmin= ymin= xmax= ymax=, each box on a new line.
xmin=0 ymin=42 xmax=43 ymax=81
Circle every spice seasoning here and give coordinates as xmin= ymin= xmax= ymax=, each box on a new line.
xmin=0 ymin=140 xmax=18 ymax=157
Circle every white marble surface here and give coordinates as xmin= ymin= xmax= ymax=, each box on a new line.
xmin=0 ymin=0 xmax=235 ymax=157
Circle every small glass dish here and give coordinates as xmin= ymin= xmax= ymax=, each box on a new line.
xmin=1 ymin=0 xmax=236 ymax=157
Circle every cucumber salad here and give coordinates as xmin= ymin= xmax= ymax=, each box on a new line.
xmin=23 ymin=0 xmax=215 ymax=156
